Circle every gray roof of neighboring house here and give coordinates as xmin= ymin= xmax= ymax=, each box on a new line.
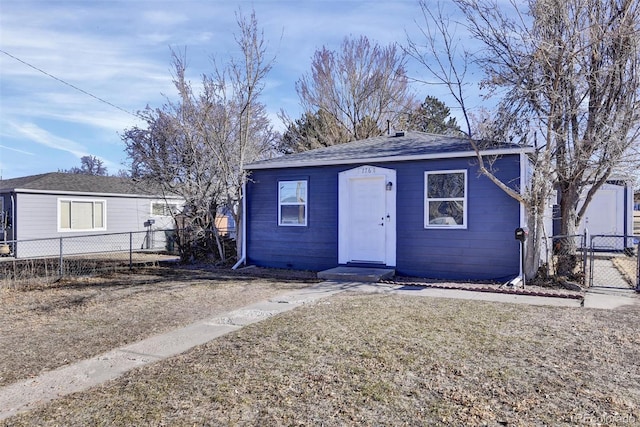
xmin=247 ymin=131 xmax=532 ymax=170
xmin=0 ymin=172 xmax=164 ymax=196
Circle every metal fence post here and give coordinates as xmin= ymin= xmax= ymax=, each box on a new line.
xmin=59 ymin=237 xmax=64 ymax=277
xmin=582 ymin=229 xmax=588 ymax=288
xmin=636 ymin=238 xmax=640 ymax=293
xmin=129 ymin=232 xmax=133 ymax=270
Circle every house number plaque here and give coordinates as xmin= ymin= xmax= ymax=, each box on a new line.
xmin=359 ymin=166 xmax=376 ymax=174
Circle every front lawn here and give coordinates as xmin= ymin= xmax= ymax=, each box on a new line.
xmin=3 ymin=291 xmax=638 ymax=426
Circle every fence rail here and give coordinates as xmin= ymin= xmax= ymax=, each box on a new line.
xmin=545 ymin=232 xmax=640 ymax=291
xmin=588 ymin=234 xmax=639 ymax=291
xmin=0 ymin=229 xmax=180 ymax=287
xmin=544 ymin=233 xmax=588 ymax=286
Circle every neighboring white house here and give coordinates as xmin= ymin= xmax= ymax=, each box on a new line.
xmin=577 ymin=181 xmax=634 ymax=237
xmin=0 ymin=172 xmax=183 ymax=258
xmin=554 ymin=178 xmax=635 ymax=251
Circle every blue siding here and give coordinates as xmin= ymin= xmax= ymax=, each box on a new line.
xmin=395 ymin=157 xmax=520 ymax=280
xmin=247 ymin=168 xmax=340 ymax=271
xmin=247 ymin=155 xmax=522 ymax=280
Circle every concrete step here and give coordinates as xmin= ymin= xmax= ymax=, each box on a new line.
xmin=317 ymin=266 xmax=395 ymax=282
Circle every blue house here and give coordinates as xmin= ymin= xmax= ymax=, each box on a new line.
xmin=243 ymin=131 xmax=532 ymax=281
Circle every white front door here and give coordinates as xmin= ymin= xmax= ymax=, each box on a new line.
xmin=348 ymin=176 xmax=386 ymax=262
xmin=338 ymin=165 xmax=396 ymax=266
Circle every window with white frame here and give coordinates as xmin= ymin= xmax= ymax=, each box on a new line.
xmin=59 ymin=199 xmax=106 ymax=231
xmin=278 ymin=180 xmax=307 ymax=226
xmin=0 ymin=197 xmax=6 ymax=230
xmin=425 ymin=170 xmax=467 ymax=228
xmin=151 ymin=201 xmax=180 ymax=216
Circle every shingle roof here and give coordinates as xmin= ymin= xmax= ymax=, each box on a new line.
xmin=0 ymin=172 xmax=159 ymax=196
xmin=247 ymin=131 xmax=531 ymax=170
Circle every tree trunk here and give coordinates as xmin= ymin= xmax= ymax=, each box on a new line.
xmin=524 ymin=206 xmax=545 ymax=280
xmin=556 ymin=185 xmax=580 ymax=277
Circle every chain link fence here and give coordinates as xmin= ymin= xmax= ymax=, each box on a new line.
xmin=0 ymin=229 xmax=179 ymax=288
xmin=543 ymin=233 xmax=640 ymax=291
xmin=544 ymin=234 xmax=588 ymax=286
xmin=588 ymin=235 xmax=639 ymax=290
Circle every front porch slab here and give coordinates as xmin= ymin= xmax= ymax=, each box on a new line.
xmin=317 ymin=266 xmax=395 ymax=283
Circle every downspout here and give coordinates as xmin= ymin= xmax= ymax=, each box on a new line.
xmin=232 ymin=181 xmax=247 ymax=270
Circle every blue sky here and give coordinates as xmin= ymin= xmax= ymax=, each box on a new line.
xmin=0 ymin=0 xmax=486 ymax=179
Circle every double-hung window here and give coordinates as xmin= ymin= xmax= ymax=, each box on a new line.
xmin=59 ymin=199 xmax=106 ymax=231
xmin=278 ymin=180 xmax=307 ymax=226
xmin=425 ymin=170 xmax=467 ymax=228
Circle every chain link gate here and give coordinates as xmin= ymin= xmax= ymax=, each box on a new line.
xmin=588 ymin=235 xmax=639 ymax=291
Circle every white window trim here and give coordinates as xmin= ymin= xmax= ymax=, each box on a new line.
xmin=424 ymin=169 xmax=467 ymax=229
xmin=278 ymin=180 xmax=308 ymax=227
xmin=57 ymin=198 xmax=107 ymax=232
xmin=150 ymin=200 xmax=181 ymax=217
xmin=0 ymin=198 xmax=5 ymax=230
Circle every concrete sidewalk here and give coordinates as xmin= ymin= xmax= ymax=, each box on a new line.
xmin=0 ymin=280 xmax=637 ymax=421
xmin=354 ymin=282 xmax=638 ymax=310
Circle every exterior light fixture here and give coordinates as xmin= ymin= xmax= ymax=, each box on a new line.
xmin=386 ymin=181 xmax=393 ymax=191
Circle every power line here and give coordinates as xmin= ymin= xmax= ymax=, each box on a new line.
xmin=0 ymin=49 xmax=141 ymax=119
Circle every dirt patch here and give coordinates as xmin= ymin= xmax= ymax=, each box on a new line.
xmin=0 ymin=265 xmax=315 ymax=387
xmin=3 ymin=292 xmax=639 ymax=426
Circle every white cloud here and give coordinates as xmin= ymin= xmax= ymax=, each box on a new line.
xmin=0 ymin=144 xmax=34 ymax=156
xmin=10 ymin=122 xmax=89 ymax=159
xmin=142 ymin=10 xmax=189 ymax=27
xmin=0 ymin=0 xmax=488 ymax=179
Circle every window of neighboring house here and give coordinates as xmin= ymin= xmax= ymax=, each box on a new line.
xmin=59 ymin=199 xmax=106 ymax=231
xmin=151 ymin=201 xmax=180 ymax=216
xmin=0 ymin=197 xmax=6 ymax=230
xmin=278 ymin=180 xmax=307 ymax=226
xmin=425 ymin=170 xmax=467 ymax=228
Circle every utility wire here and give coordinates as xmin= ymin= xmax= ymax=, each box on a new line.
xmin=0 ymin=48 xmax=141 ymax=119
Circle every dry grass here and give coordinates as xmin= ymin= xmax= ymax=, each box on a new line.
xmin=3 ymin=290 xmax=639 ymax=426
xmin=0 ymin=266 xmax=314 ymax=387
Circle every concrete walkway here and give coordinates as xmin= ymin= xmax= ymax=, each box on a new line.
xmin=0 ymin=280 xmax=637 ymax=421
xmin=591 ymin=257 xmax=634 ymax=290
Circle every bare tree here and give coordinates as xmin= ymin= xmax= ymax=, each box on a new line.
xmin=123 ymin=71 xmax=227 ymax=262
xmin=280 ymin=35 xmax=415 ymax=152
xmin=122 ymin=9 xmax=275 ymax=263
xmin=408 ymin=0 xmax=640 ymax=279
xmin=218 ymin=9 xmax=277 ymax=259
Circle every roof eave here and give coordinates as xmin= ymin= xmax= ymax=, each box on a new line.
xmin=4 ymin=188 xmax=184 ymax=199
xmin=245 ymin=147 xmax=533 ymax=170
